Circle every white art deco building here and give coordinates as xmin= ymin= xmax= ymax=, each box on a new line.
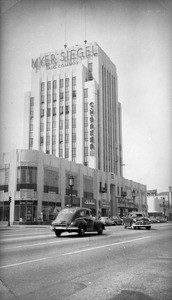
xmin=0 ymin=42 xmax=147 ymax=224
xmin=24 ymin=42 xmax=123 ymax=176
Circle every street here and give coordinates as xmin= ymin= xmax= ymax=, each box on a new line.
xmin=0 ymin=223 xmax=172 ymax=300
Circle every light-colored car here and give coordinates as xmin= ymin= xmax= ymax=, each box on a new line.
xmin=110 ymin=216 xmax=123 ymax=225
xmin=100 ymin=217 xmax=113 ymax=226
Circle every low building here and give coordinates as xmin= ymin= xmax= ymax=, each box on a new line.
xmin=147 ymin=188 xmax=172 ymax=220
xmin=0 ymin=149 xmax=147 ymax=224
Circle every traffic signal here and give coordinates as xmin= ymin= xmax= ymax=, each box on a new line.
xmin=9 ymin=196 xmax=12 ymax=203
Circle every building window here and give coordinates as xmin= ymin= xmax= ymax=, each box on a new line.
xmin=40 ymin=109 xmax=44 ymax=117
xmin=30 ymin=124 xmax=33 ymax=131
xmin=72 ymin=77 xmax=76 ymax=86
xmin=47 ymin=122 xmax=50 ymax=131
xmin=17 ymin=166 xmax=37 ymax=191
xmin=60 ymin=92 xmax=63 ymax=101
xmin=72 ymin=147 xmax=76 ymax=157
xmin=47 ymin=108 xmax=51 ymax=117
xmin=30 ymin=97 xmax=34 ymax=106
xmin=84 ymin=88 xmax=88 ymax=98
xmin=40 ymin=123 xmax=44 ymax=131
xmin=84 ymin=102 xmax=88 ymax=112
xmin=52 ymin=135 xmax=56 ymax=144
xmin=59 ymin=143 xmax=63 ymax=157
xmin=84 ymin=147 xmax=88 ymax=156
xmin=41 ymin=82 xmax=45 ymax=92
xmin=46 ymin=136 xmax=50 ymax=145
xmin=52 ymin=121 xmax=56 ymax=128
xmin=72 ymin=118 xmax=76 ymax=128
xmin=53 ymin=80 xmax=57 ymax=89
xmin=47 ymin=81 xmax=51 ymax=90
xmin=72 ymin=90 xmax=76 ymax=98
xmin=30 ymin=110 xmax=34 ymax=119
xmin=29 ymin=138 xmax=33 ymax=147
xmin=47 ymin=94 xmax=51 ymax=103
xmin=59 ymin=134 xmax=63 ymax=142
xmin=65 ymin=146 xmax=69 ymax=158
xmin=59 ymin=120 xmax=63 ymax=129
xmin=60 ymin=79 xmax=63 ymax=88
xmin=65 ymin=78 xmax=69 ymax=87
xmin=72 ymin=104 xmax=76 ymax=113
xmin=53 ymin=93 xmax=57 ymax=102
xmin=84 ymin=132 xmax=88 ymax=141
xmin=65 ymin=105 xmax=69 ymax=114
xmin=65 ymin=119 xmax=69 ymax=129
xmin=65 ymin=91 xmax=69 ymax=101
xmin=41 ymin=95 xmax=45 ymax=103
xmin=65 ymin=134 xmax=69 ymax=142
xmin=84 ymin=117 xmax=88 ymax=126
xmin=53 ymin=107 xmax=56 ymax=116
xmin=72 ymin=133 xmax=76 ymax=142
xmin=40 ymin=136 xmax=44 ymax=145
xmin=60 ymin=106 xmax=63 ymax=114
xmin=88 ymin=63 xmax=93 ymax=80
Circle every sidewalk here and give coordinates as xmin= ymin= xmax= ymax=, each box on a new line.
xmin=0 ymin=222 xmax=50 ymax=229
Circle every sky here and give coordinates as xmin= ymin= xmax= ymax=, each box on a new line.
xmin=0 ymin=0 xmax=172 ymax=193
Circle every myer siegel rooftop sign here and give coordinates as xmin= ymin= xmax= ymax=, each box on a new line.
xmin=32 ymin=44 xmax=98 ymax=72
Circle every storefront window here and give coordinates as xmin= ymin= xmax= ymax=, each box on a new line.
xmin=0 ymin=202 xmax=9 ymax=221
xmin=14 ymin=200 xmax=37 ymax=222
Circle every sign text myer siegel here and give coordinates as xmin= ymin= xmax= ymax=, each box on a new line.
xmin=32 ymin=43 xmax=98 ymax=71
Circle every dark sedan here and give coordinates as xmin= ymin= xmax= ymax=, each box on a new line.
xmin=51 ymin=207 xmax=105 ymax=237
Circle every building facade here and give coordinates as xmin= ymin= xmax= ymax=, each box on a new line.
xmin=147 ymin=188 xmax=172 ymax=220
xmin=24 ymin=42 xmax=123 ymax=175
xmin=0 ymin=150 xmax=147 ymax=224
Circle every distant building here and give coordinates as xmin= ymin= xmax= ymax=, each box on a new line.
xmin=147 ymin=188 xmax=172 ymax=220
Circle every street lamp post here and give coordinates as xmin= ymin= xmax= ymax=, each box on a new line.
xmin=8 ymin=196 xmax=12 ymax=226
xmin=69 ymin=175 xmax=74 ymax=207
xmin=162 ymin=198 xmax=166 ymax=217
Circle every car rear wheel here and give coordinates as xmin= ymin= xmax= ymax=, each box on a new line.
xmin=78 ymin=225 xmax=85 ymax=237
xmin=97 ymin=225 xmax=103 ymax=235
xmin=146 ymin=226 xmax=151 ymax=230
xmin=55 ymin=230 xmax=61 ymax=237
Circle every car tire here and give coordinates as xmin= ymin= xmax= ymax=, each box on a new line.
xmin=78 ymin=225 xmax=85 ymax=237
xmin=97 ymin=225 xmax=103 ymax=235
xmin=55 ymin=231 xmax=61 ymax=237
xmin=146 ymin=226 xmax=151 ymax=230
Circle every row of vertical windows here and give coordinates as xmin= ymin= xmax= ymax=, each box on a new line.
xmin=39 ymin=78 xmax=76 ymax=156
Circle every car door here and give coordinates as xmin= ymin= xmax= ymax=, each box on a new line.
xmin=84 ymin=209 xmax=94 ymax=231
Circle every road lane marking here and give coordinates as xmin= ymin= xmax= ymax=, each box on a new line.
xmin=0 ymin=236 xmax=150 ymax=269
xmin=0 ymin=257 xmax=51 ymax=269
xmin=63 ymin=236 xmax=151 ymax=256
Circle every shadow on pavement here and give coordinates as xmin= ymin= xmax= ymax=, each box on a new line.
xmin=108 ymin=290 xmax=154 ymax=300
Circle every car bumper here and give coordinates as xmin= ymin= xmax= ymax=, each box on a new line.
xmin=51 ymin=225 xmax=79 ymax=232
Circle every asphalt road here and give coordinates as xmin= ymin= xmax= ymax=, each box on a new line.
xmin=0 ymin=223 xmax=172 ymax=300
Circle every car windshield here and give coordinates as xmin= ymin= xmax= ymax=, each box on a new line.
xmin=54 ymin=208 xmax=76 ymax=223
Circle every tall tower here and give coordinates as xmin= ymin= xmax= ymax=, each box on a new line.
xmin=24 ymin=42 xmax=123 ymax=175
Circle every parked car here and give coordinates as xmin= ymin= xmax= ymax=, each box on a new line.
xmin=156 ymin=217 xmax=167 ymax=223
xmin=150 ymin=217 xmax=159 ymax=223
xmin=100 ymin=216 xmax=113 ymax=226
xmin=110 ymin=216 xmax=123 ymax=225
xmin=51 ymin=207 xmax=105 ymax=237
xmin=123 ymin=213 xmax=151 ymax=230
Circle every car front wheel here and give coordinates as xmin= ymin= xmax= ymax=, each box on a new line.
xmin=97 ymin=226 xmax=103 ymax=235
xmin=78 ymin=225 xmax=85 ymax=237
xmin=55 ymin=230 xmax=61 ymax=237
